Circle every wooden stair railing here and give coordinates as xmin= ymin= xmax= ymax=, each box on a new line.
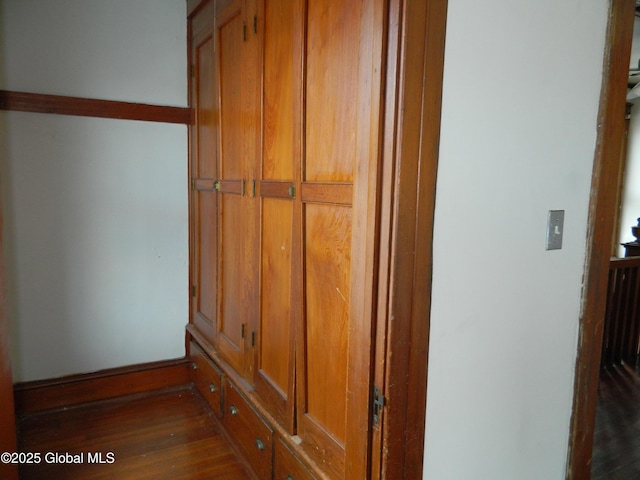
xmin=601 ymin=256 xmax=640 ymax=367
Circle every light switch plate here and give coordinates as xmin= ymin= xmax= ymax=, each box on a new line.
xmin=546 ymin=210 xmax=564 ymax=250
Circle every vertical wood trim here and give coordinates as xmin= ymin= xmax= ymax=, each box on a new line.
xmin=370 ymin=0 xmax=401 ymax=475
xmin=377 ymin=0 xmax=448 ymax=478
xmin=0 ymin=187 xmax=18 ymax=479
xmin=566 ymin=1 xmax=635 ymax=478
xmin=345 ymin=0 xmax=386 ymax=478
xmin=291 ymin=0 xmax=306 ymax=444
xmin=187 ymin=0 xmax=198 ymax=352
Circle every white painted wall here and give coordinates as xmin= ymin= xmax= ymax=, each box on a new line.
xmin=425 ymin=1 xmax=608 ymax=479
xmin=619 ymin=98 xmax=640 ymax=253
xmin=0 ymin=0 xmax=188 ymax=381
xmin=617 ymin=18 xmax=640 ymax=255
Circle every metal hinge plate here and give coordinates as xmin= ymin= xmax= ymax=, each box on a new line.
xmin=373 ymin=385 xmax=385 ymax=424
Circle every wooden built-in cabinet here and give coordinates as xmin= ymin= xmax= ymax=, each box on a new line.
xmin=187 ymin=0 xmax=448 ymax=478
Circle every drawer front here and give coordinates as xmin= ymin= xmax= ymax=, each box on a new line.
xmin=274 ymin=437 xmax=318 ymax=480
xmin=189 ymin=341 xmax=223 ymax=417
xmin=223 ymin=380 xmax=273 ymax=480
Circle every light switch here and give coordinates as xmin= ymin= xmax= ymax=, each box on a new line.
xmin=546 ymin=210 xmax=564 ymax=250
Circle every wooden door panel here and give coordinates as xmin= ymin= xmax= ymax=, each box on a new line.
xmin=194 ymin=190 xmax=217 ymax=331
xmin=303 ymin=204 xmax=351 ymax=444
xmin=214 ymin=0 xmax=247 ymax=375
xmin=304 ymin=0 xmax=359 ymax=183
xmin=259 ymin=198 xmax=293 ymax=396
xmin=263 ymin=0 xmax=294 ymax=181
xmin=195 ymin=34 xmax=217 ymax=179
xmin=253 ymin=0 xmax=296 ymax=432
xmin=190 ymin=0 xmax=217 ymax=339
xmin=240 ymin=0 xmax=261 ymax=384
xmin=296 ymin=0 xmax=378 ymax=478
xmin=218 ymin=3 xmax=243 ymax=180
xmin=217 ymin=193 xmax=245 ymax=370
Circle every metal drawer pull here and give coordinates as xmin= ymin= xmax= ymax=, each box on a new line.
xmin=191 ymin=362 xmax=198 ymax=370
xmin=208 ymin=383 xmax=216 ymax=393
xmin=230 ymin=405 xmax=238 ymax=415
xmin=286 ymin=476 xmax=294 ymax=480
xmin=255 ymin=438 xmax=265 ymax=451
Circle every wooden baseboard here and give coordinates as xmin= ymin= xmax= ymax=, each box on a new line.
xmin=14 ymin=358 xmax=191 ymax=415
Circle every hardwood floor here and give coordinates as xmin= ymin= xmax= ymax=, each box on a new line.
xmin=592 ymin=362 xmax=640 ymax=480
xmin=16 ymin=386 xmax=250 ymax=480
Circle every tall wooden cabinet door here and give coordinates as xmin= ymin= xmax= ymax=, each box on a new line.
xmin=296 ymin=0 xmax=384 ymax=478
xmin=189 ymin=0 xmax=218 ymax=341
xmin=253 ymin=0 xmax=297 ymax=433
xmin=213 ymin=0 xmax=261 ymax=381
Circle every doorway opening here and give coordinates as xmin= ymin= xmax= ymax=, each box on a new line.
xmin=567 ymin=1 xmax=637 ymax=478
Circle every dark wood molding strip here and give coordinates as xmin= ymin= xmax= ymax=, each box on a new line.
xmin=0 ymin=90 xmax=192 ymax=125
xmin=215 ymin=179 xmax=245 ymax=195
xmin=610 ymin=255 xmax=640 ymax=269
xmin=13 ymin=358 xmax=191 ymax=415
xmin=566 ymin=1 xmax=635 ymax=478
xmin=260 ymin=180 xmax=296 ymax=200
xmin=193 ymin=178 xmax=215 ymax=191
xmin=300 ymin=182 xmax=352 ymax=205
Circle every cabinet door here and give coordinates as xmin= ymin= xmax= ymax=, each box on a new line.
xmin=296 ymin=0 xmax=381 ymax=478
xmin=189 ymin=0 xmax=218 ymax=341
xmin=214 ymin=0 xmax=260 ymax=381
xmin=253 ymin=0 xmax=297 ymax=433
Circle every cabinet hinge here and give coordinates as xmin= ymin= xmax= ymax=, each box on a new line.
xmin=251 ymin=331 xmax=255 ymax=347
xmin=191 ymin=285 xmax=196 ymax=297
xmin=190 ymin=178 xmax=195 ymax=190
xmin=190 ymin=64 xmax=194 ymax=78
xmin=253 ymin=15 xmax=257 ymax=34
xmin=372 ymin=385 xmax=385 ymax=424
xmin=241 ymin=324 xmax=246 ymax=338
xmin=243 ymin=22 xmax=247 ymax=41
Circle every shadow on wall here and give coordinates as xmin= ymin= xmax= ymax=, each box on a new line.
xmin=0 ymin=6 xmax=78 ymax=380
xmin=0 ymin=4 xmax=21 ymax=376
xmin=0 ymin=2 xmax=189 ymax=382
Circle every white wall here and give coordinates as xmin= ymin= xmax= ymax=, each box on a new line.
xmin=618 ymin=17 xmax=640 ymax=254
xmin=425 ymin=1 xmax=608 ymax=479
xmin=0 ymin=0 xmax=188 ymax=381
xmin=619 ymin=98 xmax=640 ymax=253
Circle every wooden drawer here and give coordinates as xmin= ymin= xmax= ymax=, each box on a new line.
xmin=189 ymin=341 xmax=223 ymax=417
xmin=223 ymin=380 xmax=273 ymax=480
xmin=274 ymin=436 xmax=318 ymax=480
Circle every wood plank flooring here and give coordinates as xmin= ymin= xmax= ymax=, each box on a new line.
xmin=592 ymin=362 xmax=640 ymax=480
xmin=16 ymin=386 xmax=249 ymax=480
